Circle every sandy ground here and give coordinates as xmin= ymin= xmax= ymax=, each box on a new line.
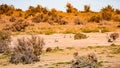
xmin=0 ymin=45 xmax=120 ymax=68
xmin=0 ymin=32 xmax=120 ymax=68
xmin=11 ymin=32 xmax=120 ymax=48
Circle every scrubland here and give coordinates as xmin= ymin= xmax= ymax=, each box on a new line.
xmin=0 ymin=3 xmax=120 ymax=68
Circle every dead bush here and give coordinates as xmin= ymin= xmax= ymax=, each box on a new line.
xmin=74 ymin=17 xmax=84 ymax=25
xmin=112 ymin=15 xmax=120 ymax=22
xmin=46 ymin=47 xmax=52 ymax=52
xmin=71 ymin=52 xmax=98 ymax=68
xmin=50 ymin=15 xmax=62 ymax=23
xmin=58 ymin=18 xmax=68 ymax=25
xmin=117 ymin=24 xmax=120 ymax=28
xmin=74 ymin=33 xmax=87 ymax=40
xmin=0 ymin=30 xmax=11 ymax=53
xmin=32 ymin=14 xmax=43 ymax=23
xmin=88 ymin=15 xmax=101 ymax=23
xmin=9 ymin=16 xmax=16 ymax=22
xmin=115 ymin=9 xmax=120 ymax=14
xmin=3 ymin=19 xmax=30 ymax=32
xmin=9 ymin=35 xmax=45 ymax=64
xmin=101 ymin=12 xmax=112 ymax=21
xmin=84 ymin=5 xmax=91 ymax=12
xmin=32 ymin=14 xmax=48 ymax=23
xmin=66 ymin=3 xmax=78 ymax=13
xmin=110 ymin=33 xmax=119 ymax=41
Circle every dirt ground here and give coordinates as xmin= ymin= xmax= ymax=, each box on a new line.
xmin=11 ymin=32 xmax=120 ymax=48
xmin=0 ymin=33 xmax=120 ymax=68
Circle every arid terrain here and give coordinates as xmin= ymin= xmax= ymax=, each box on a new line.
xmin=11 ymin=33 xmax=120 ymax=48
xmin=0 ymin=2 xmax=120 ymax=68
xmin=0 ymin=33 xmax=120 ymax=68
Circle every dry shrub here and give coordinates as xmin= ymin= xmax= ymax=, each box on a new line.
xmin=50 ymin=15 xmax=62 ymax=23
xmin=3 ymin=19 xmax=30 ymax=32
xmin=46 ymin=47 xmax=52 ymax=52
xmin=74 ymin=33 xmax=87 ymax=40
xmin=58 ymin=18 xmax=68 ymax=25
xmin=110 ymin=33 xmax=119 ymax=41
xmin=9 ymin=16 xmax=16 ymax=22
xmin=32 ymin=14 xmax=42 ymax=23
xmin=101 ymin=12 xmax=112 ymax=21
xmin=74 ymin=17 xmax=84 ymax=25
xmin=84 ymin=5 xmax=90 ymax=12
xmin=88 ymin=15 xmax=101 ymax=23
xmin=66 ymin=3 xmax=78 ymax=13
xmin=49 ymin=15 xmax=68 ymax=25
xmin=9 ymin=35 xmax=45 ymax=64
xmin=112 ymin=15 xmax=120 ymax=22
xmin=32 ymin=14 xmax=48 ymax=23
xmin=115 ymin=9 xmax=120 ymax=14
xmin=71 ymin=52 xmax=98 ymax=68
xmin=117 ymin=24 xmax=120 ymax=28
xmin=101 ymin=5 xmax=113 ymax=21
xmin=0 ymin=30 xmax=11 ymax=53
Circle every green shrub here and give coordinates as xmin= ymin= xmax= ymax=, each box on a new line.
xmin=112 ymin=47 xmax=120 ymax=54
xmin=0 ymin=30 xmax=11 ymax=53
xmin=74 ymin=33 xmax=87 ymax=40
xmin=101 ymin=28 xmax=109 ymax=33
xmin=82 ymin=29 xmax=99 ymax=33
xmin=110 ymin=43 xmax=117 ymax=46
xmin=9 ymin=35 xmax=45 ymax=64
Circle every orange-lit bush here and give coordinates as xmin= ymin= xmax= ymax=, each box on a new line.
xmin=88 ymin=15 xmax=101 ymax=23
xmin=3 ymin=19 xmax=30 ymax=32
xmin=74 ymin=17 xmax=84 ymax=25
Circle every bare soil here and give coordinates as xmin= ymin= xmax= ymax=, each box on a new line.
xmin=0 ymin=32 xmax=120 ymax=68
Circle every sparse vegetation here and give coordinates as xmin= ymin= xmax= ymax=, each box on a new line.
xmin=110 ymin=33 xmax=119 ymax=41
xmin=0 ymin=4 xmax=119 ymax=33
xmin=74 ymin=33 xmax=87 ymax=40
xmin=66 ymin=47 xmax=75 ymax=50
xmin=9 ymin=16 xmax=16 ymax=22
xmin=3 ymin=19 xmax=30 ymax=32
xmin=74 ymin=17 xmax=84 ymax=25
xmin=88 ymin=15 xmax=101 ymax=23
xmin=82 ymin=28 xmax=99 ymax=33
xmin=9 ymin=35 xmax=45 ymax=64
xmin=71 ymin=52 xmax=98 ymax=68
xmin=56 ymin=61 xmax=71 ymax=64
xmin=0 ymin=30 xmax=11 ymax=53
xmin=46 ymin=47 xmax=52 ymax=52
